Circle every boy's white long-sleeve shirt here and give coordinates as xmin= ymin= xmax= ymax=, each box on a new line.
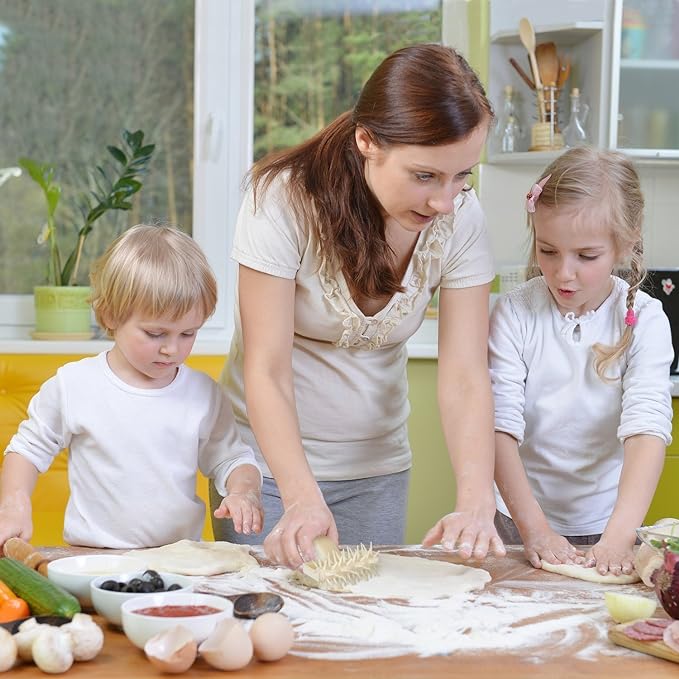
xmin=5 ymin=352 xmax=259 ymax=548
xmin=489 ymin=276 xmax=673 ymax=535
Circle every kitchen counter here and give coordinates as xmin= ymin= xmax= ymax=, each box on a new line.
xmin=12 ymin=545 xmax=677 ymax=678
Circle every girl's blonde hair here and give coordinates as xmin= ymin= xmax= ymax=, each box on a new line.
xmin=526 ymin=146 xmax=645 ymax=381
xmin=90 ymin=224 xmax=217 ymax=335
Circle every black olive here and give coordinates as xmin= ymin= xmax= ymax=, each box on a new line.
xmin=150 ymin=577 xmax=165 ymax=590
xmin=166 ymin=583 xmax=182 ymax=591
xmin=99 ymin=580 xmax=120 ymax=591
xmin=142 ymin=569 xmax=160 ymax=581
xmin=139 ymin=581 xmax=155 ymax=593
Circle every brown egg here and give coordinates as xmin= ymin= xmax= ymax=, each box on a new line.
xmin=249 ymin=612 xmax=295 ymax=662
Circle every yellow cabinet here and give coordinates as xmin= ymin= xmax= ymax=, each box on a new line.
xmin=646 ymin=398 xmax=679 ymax=524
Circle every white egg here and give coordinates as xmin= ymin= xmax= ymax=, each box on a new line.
xmin=249 ymin=612 xmax=294 ymax=662
xmin=144 ymin=625 xmax=197 ymax=674
xmin=199 ymin=618 xmax=253 ymax=671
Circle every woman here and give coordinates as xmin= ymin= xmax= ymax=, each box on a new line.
xmin=210 ymin=43 xmax=505 ymax=567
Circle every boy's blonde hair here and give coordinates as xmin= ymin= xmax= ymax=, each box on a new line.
xmin=90 ymin=224 xmax=217 ymax=335
xmin=526 ymin=146 xmax=645 ymax=381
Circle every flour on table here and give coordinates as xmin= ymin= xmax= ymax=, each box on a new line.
xmin=123 ymin=539 xmax=257 ymax=575
xmin=348 ymin=553 xmax=490 ymax=599
xmin=197 ymin=547 xmax=633 ymax=662
xmin=540 ymin=560 xmax=641 ymax=584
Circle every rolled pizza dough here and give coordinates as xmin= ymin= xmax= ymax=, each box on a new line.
xmin=540 ymin=560 xmax=640 ymax=584
xmin=124 ymin=539 xmax=258 ymax=575
xmin=346 ymin=553 xmax=491 ymax=599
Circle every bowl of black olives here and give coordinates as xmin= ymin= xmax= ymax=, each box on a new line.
xmin=90 ymin=570 xmax=193 ymax=626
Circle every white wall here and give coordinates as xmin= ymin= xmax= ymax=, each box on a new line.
xmin=478 ymin=162 xmax=679 ymax=270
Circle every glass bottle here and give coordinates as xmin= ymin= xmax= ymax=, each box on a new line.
xmin=562 ymin=87 xmax=589 ymax=148
xmin=494 ymin=85 xmax=522 ymax=153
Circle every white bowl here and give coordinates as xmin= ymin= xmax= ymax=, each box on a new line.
xmin=121 ymin=592 xmax=232 ymax=648
xmin=47 ymin=555 xmax=147 ymax=608
xmin=90 ymin=571 xmax=194 ymax=627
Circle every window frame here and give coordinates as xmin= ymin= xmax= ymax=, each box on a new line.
xmin=0 ymin=0 xmax=254 ymax=347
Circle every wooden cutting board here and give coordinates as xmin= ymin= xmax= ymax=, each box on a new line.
xmin=609 ymin=623 xmax=679 ymax=664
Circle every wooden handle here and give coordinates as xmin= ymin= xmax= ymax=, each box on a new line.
xmin=2 ymin=537 xmax=51 ymax=576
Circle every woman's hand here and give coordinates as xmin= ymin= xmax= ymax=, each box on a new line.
xmin=422 ymin=508 xmax=505 ymax=560
xmin=522 ymin=527 xmax=583 ymax=569
xmin=263 ymin=498 xmax=338 ymax=569
xmin=213 ymin=490 xmax=263 ymax=536
xmin=583 ymin=537 xmax=636 ymax=577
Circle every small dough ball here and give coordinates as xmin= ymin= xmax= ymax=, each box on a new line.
xmin=249 ymin=613 xmax=294 ymax=662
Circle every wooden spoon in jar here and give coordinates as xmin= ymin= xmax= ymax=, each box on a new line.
xmin=536 ymin=42 xmax=559 ymax=88
xmin=519 ymin=17 xmax=544 ymax=122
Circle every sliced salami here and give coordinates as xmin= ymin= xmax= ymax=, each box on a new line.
xmin=624 ymin=621 xmax=665 ymax=641
xmin=644 ymin=618 xmax=673 ymax=629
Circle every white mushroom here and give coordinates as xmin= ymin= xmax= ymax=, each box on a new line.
xmin=31 ymin=627 xmax=74 ymax=674
xmin=199 ymin=618 xmax=253 ymax=671
xmin=62 ymin=613 xmax=104 ymax=661
xmin=0 ymin=628 xmax=17 ymax=672
xmin=144 ymin=625 xmax=197 ymax=674
xmin=13 ymin=618 xmax=48 ymax=662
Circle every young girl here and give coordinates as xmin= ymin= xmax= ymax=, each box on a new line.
xmin=0 ymin=224 xmax=262 ymax=549
xmin=490 ymin=147 xmax=674 ymax=577
xmin=212 ymin=43 xmax=505 ymax=568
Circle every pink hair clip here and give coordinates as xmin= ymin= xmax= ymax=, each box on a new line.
xmin=624 ymin=309 xmax=637 ymax=327
xmin=526 ymin=174 xmax=551 ymax=213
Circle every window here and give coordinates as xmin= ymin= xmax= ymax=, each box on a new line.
xmin=0 ymin=0 xmax=449 ymax=343
xmin=253 ymin=0 xmax=442 ymax=159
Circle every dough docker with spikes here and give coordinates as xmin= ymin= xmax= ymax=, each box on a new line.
xmin=294 ymin=536 xmax=379 ymax=592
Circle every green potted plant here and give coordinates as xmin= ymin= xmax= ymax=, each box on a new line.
xmin=19 ymin=129 xmax=155 ymax=339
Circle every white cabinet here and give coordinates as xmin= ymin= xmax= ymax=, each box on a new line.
xmin=608 ymin=0 xmax=679 ymax=158
xmin=486 ymin=0 xmax=611 ymax=165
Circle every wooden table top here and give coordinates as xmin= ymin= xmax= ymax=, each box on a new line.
xmin=10 ymin=545 xmax=678 ymax=678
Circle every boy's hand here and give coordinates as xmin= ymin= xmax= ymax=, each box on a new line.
xmin=213 ymin=490 xmax=263 ymax=535
xmin=522 ymin=527 xmax=583 ymax=569
xmin=0 ymin=503 xmax=33 ymax=549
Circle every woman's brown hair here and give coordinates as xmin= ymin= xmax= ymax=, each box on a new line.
xmin=526 ymin=147 xmax=645 ymax=381
xmin=248 ymin=43 xmax=493 ymax=299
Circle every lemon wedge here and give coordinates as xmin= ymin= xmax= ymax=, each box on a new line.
xmin=604 ymin=591 xmax=657 ymax=623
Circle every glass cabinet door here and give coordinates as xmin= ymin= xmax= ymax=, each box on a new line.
xmin=615 ymin=0 xmax=679 ymax=156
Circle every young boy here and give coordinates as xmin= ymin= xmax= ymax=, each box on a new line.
xmin=0 ymin=224 xmax=262 ymax=549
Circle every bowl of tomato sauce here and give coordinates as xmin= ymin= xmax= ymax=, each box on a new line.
xmin=120 ymin=591 xmax=232 ymax=648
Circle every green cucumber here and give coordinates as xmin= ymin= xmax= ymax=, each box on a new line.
xmin=0 ymin=557 xmax=80 ymax=618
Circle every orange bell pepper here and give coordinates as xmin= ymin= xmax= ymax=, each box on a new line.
xmin=0 ymin=580 xmax=30 ymax=622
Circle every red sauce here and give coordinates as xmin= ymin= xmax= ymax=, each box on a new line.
xmin=132 ymin=605 xmax=221 ymax=618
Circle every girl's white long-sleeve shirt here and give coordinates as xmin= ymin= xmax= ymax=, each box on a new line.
xmin=5 ymin=352 xmax=259 ymax=548
xmin=489 ymin=276 xmax=673 ymax=535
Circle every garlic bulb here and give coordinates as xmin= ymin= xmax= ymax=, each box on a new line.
xmin=13 ymin=619 xmax=48 ymax=662
xmin=31 ymin=627 xmax=74 ymax=674
xmin=62 ymin=613 xmax=104 ymax=662
xmin=0 ymin=628 xmax=17 ymax=672
xmin=144 ymin=625 xmax=197 ymax=674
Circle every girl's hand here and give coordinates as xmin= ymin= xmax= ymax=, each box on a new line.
xmin=583 ymin=538 xmax=636 ymax=576
xmin=522 ymin=527 xmax=583 ymax=569
xmin=213 ymin=490 xmax=263 ymax=536
xmin=0 ymin=504 xmax=32 ymax=549
xmin=263 ymin=499 xmax=338 ymax=569
xmin=422 ymin=509 xmax=506 ymax=560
